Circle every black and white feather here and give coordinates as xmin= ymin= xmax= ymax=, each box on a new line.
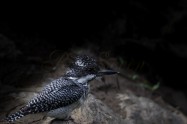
xmin=5 ymin=77 xmax=87 ymax=122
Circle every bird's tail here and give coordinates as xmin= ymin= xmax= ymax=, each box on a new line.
xmin=4 ymin=106 xmax=30 ymax=123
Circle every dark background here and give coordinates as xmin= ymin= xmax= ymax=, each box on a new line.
xmin=1 ymin=1 xmax=187 ymax=95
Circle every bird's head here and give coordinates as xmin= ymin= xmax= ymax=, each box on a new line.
xmin=65 ymin=55 xmax=118 ymax=83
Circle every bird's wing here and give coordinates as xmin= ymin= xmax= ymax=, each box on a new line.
xmin=26 ymin=83 xmax=84 ymax=113
xmin=5 ymin=83 xmax=84 ymax=122
xmin=40 ymin=77 xmax=70 ymax=94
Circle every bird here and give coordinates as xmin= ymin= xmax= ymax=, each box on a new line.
xmin=4 ymin=55 xmax=118 ymax=123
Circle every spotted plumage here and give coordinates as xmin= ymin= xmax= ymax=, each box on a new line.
xmin=5 ymin=55 xmax=118 ymax=123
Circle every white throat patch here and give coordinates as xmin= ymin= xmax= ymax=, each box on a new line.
xmin=77 ymin=74 xmax=96 ymax=84
xmin=67 ymin=77 xmax=78 ymax=80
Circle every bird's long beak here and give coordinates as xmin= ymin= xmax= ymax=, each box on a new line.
xmin=97 ymin=70 xmax=119 ymax=76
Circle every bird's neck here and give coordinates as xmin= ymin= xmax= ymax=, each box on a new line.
xmin=67 ymin=74 xmax=96 ymax=85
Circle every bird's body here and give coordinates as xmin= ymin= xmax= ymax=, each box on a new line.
xmin=5 ymin=55 xmax=118 ymax=123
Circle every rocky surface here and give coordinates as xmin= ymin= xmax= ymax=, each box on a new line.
xmin=1 ymin=90 xmax=187 ymax=124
